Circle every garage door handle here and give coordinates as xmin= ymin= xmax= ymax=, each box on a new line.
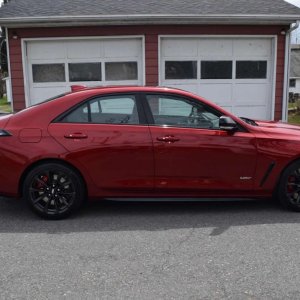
xmin=64 ymin=133 xmax=88 ymax=139
xmin=157 ymin=136 xmax=180 ymax=143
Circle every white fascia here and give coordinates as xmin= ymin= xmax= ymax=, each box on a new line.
xmin=0 ymin=14 xmax=300 ymax=27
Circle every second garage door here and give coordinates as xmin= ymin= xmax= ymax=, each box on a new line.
xmin=25 ymin=37 xmax=144 ymax=105
xmin=160 ymin=37 xmax=275 ymax=120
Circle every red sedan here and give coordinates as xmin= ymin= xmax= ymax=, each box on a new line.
xmin=0 ymin=86 xmax=300 ymax=219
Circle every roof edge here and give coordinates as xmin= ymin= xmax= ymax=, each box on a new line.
xmin=0 ymin=14 xmax=299 ymax=27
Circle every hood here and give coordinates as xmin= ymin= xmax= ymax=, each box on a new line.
xmin=256 ymin=120 xmax=300 ymax=131
xmin=0 ymin=113 xmax=12 ymax=129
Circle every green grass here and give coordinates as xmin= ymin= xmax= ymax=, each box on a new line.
xmin=0 ymin=96 xmax=12 ymax=113
xmin=288 ymin=100 xmax=300 ymax=124
xmin=288 ymin=113 xmax=300 ymax=124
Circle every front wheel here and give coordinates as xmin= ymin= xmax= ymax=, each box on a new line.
xmin=23 ymin=163 xmax=85 ymax=219
xmin=278 ymin=160 xmax=300 ymax=212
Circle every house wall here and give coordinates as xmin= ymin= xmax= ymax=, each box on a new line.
xmin=289 ymin=78 xmax=300 ymax=95
xmin=7 ymin=25 xmax=288 ymax=120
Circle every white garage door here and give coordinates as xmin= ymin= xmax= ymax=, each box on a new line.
xmin=25 ymin=37 xmax=144 ymax=105
xmin=160 ymin=37 xmax=275 ymax=120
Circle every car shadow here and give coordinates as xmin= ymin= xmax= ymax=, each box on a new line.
xmin=0 ymin=197 xmax=299 ymax=236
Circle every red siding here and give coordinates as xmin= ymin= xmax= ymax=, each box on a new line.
xmin=8 ymin=25 xmax=288 ymax=119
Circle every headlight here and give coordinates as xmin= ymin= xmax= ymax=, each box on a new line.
xmin=0 ymin=130 xmax=11 ymax=137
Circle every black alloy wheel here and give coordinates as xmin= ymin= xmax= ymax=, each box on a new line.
xmin=23 ymin=163 xmax=85 ymax=219
xmin=278 ymin=160 xmax=300 ymax=212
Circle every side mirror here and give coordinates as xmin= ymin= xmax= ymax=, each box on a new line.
xmin=219 ymin=116 xmax=238 ymax=132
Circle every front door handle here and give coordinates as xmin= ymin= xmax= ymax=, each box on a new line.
xmin=157 ymin=135 xmax=180 ymax=143
xmin=64 ymin=132 xmax=88 ymax=139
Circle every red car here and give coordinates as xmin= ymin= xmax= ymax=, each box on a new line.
xmin=0 ymin=86 xmax=300 ymax=219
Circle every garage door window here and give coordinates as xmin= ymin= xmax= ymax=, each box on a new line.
xmin=105 ymin=62 xmax=138 ymax=81
xmin=165 ymin=61 xmax=197 ymax=79
xmin=201 ymin=61 xmax=232 ymax=79
xmin=32 ymin=64 xmax=65 ymax=83
xmin=69 ymin=63 xmax=102 ymax=82
xmin=236 ymin=61 xmax=267 ymax=79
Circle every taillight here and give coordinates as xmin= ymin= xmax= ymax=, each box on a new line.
xmin=0 ymin=129 xmax=11 ymax=137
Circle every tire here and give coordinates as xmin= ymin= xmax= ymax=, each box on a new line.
xmin=278 ymin=160 xmax=300 ymax=212
xmin=23 ymin=163 xmax=85 ymax=219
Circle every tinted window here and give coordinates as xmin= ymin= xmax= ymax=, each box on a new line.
xmin=290 ymin=79 xmax=296 ymax=88
xmin=165 ymin=61 xmax=197 ymax=79
xmin=236 ymin=61 xmax=267 ymax=79
xmin=201 ymin=61 xmax=232 ymax=79
xmin=32 ymin=64 xmax=65 ymax=83
xmin=61 ymin=95 xmax=139 ymax=124
xmin=69 ymin=63 xmax=101 ymax=82
xmin=146 ymin=95 xmax=221 ymax=129
xmin=105 ymin=62 xmax=138 ymax=80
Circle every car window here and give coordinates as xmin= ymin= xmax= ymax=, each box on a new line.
xmin=60 ymin=95 xmax=139 ymax=124
xmin=146 ymin=94 xmax=221 ymax=129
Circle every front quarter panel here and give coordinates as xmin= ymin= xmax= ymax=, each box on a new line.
xmin=254 ymin=127 xmax=300 ymax=193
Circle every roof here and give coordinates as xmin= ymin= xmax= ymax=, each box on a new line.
xmin=0 ymin=0 xmax=300 ymax=27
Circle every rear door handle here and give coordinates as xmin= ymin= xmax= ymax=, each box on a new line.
xmin=64 ymin=132 xmax=88 ymax=139
xmin=157 ymin=135 xmax=180 ymax=143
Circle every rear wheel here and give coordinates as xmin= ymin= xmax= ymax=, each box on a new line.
xmin=278 ymin=160 xmax=300 ymax=212
xmin=23 ymin=163 xmax=85 ymax=219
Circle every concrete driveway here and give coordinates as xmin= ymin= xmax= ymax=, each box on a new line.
xmin=0 ymin=197 xmax=299 ymax=299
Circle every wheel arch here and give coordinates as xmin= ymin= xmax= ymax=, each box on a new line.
xmin=18 ymin=158 xmax=88 ymax=198
xmin=273 ymin=156 xmax=300 ymax=195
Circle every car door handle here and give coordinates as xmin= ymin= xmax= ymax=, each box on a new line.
xmin=156 ymin=135 xmax=180 ymax=143
xmin=64 ymin=132 xmax=88 ymax=139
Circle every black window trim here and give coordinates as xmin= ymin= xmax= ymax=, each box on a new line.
xmin=140 ymin=92 xmax=248 ymax=133
xmin=52 ymin=92 xmax=148 ymax=126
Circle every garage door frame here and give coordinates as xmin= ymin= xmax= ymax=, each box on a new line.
xmin=159 ymin=35 xmax=277 ymax=120
xmin=21 ymin=35 xmax=145 ymax=107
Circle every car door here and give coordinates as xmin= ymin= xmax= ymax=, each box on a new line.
xmin=143 ymin=93 xmax=258 ymax=195
xmin=48 ymin=94 xmax=154 ymax=192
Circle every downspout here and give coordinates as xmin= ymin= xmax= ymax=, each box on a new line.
xmin=4 ymin=27 xmax=13 ymax=112
xmin=282 ymin=21 xmax=299 ymax=121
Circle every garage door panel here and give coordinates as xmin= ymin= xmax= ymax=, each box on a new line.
xmin=198 ymin=84 xmax=232 ymax=105
xmin=66 ymin=41 xmax=102 ymax=59
xmin=233 ymin=106 xmax=268 ymax=120
xmin=104 ymin=39 xmax=142 ymax=58
xmin=234 ymin=84 xmax=270 ymax=105
xmin=30 ymin=87 xmax=68 ymax=105
xmin=28 ymin=41 xmax=66 ymax=60
xmin=162 ymin=39 xmax=198 ymax=57
xmin=164 ymin=83 xmax=199 ymax=95
xmin=234 ymin=39 xmax=271 ymax=57
xmin=198 ymin=39 xmax=233 ymax=56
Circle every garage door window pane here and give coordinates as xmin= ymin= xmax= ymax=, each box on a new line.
xmin=69 ymin=63 xmax=101 ymax=82
xmin=236 ymin=61 xmax=267 ymax=79
xmin=105 ymin=62 xmax=138 ymax=81
xmin=165 ymin=61 xmax=197 ymax=79
xmin=32 ymin=64 xmax=65 ymax=83
xmin=201 ymin=61 xmax=232 ymax=79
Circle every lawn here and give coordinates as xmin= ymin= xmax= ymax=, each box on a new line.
xmin=288 ymin=113 xmax=300 ymax=124
xmin=0 ymin=96 xmax=12 ymax=113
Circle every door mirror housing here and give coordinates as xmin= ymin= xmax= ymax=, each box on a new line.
xmin=219 ymin=116 xmax=238 ymax=132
